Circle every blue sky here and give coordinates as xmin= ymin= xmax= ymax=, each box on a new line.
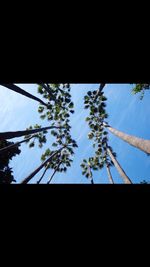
xmin=0 ymin=84 xmax=150 ymax=184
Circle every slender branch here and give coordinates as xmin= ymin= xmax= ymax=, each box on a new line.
xmin=47 ymin=161 xmax=62 ymax=184
xmin=37 ymin=165 xmax=49 ymax=184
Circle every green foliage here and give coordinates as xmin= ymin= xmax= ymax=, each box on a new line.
xmin=80 ymin=158 xmax=94 ymax=181
xmin=23 ymin=83 xmax=77 ymax=182
xmin=0 ymin=140 xmax=21 ymax=184
xmin=132 ymin=84 xmax=150 ymax=100
xmin=0 ymin=168 xmax=15 ymax=184
xmin=140 ymin=179 xmax=150 ymax=184
xmin=25 ymin=125 xmax=47 ymax=149
xmin=29 ymin=142 xmax=35 ymax=148
xmin=81 ymin=85 xmax=117 ymax=181
xmin=36 ymin=84 xmax=78 ymax=181
xmin=4 ymin=83 xmax=143 ymax=183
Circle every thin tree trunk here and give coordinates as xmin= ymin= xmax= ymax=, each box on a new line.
xmin=106 ymin=164 xmax=114 ymax=184
xmin=21 ymin=147 xmax=63 ymax=184
xmin=0 ymin=135 xmax=36 ymax=154
xmin=91 ymin=178 xmax=94 ymax=184
xmin=0 ymin=125 xmax=63 ymax=140
xmin=88 ymin=165 xmax=94 ymax=184
xmin=47 ymin=161 xmax=62 ymax=184
xmin=95 ymin=84 xmax=106 ymax=100
xmin=107 ymin=147 xmax=132 ymax=184
xmin=103 ymin=122 xmax=150 ymax=155
xmin=99 ymin=83 xmax=106 ymax=92
xmin=0 ymin=84 xmax=48 ymax=107
xmin=88 ymin=166 xmax=92 ymax=178
xmin=37 ymin=165 xmax=49 ymax=184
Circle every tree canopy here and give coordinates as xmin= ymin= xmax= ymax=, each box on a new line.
xmin=0 ymin=83 xmax=149 ymax=184
xmin=132 ymin=84 xmax=150 ymax=99
xmin=0 ymin=140 xmax=21 ymax=184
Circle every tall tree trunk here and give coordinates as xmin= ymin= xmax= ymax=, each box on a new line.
xmin=103 ymin=122 xmax=150 ymax=155
xmin=37 ymin=166 xmax=49 ymax=184
xmin=107 ymin=147 xmax=132 ymax=184
xmin=0 ymin=125 xmax=63 ymax=140
xmin=21 ymin=148 xmax=63 ymax=184
xmin=0 ymin=84 xmax=48 ymax=107
xmin=106 ymin=164 xmax=114 ymax=184
xmin=0 ymin=135 xmax=36 ymax=154
xmin=99 ymin=83 xmax=106 ymax=92
xmin=91 ymin=178 xmax=94 ymax=184
xmin=47 ymin=161 xmax=62 ymax=184
xmin=95 ymin=84 xmax=106 ymax=100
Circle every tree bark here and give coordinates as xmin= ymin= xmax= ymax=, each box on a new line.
xmin=21 ymin=148 xmax=63 ymax=184
xmin=107 ymin=147 xmax=132 ymax=184
xmin=0 ymin=126 xmax=63 ymax=140
xmin=0 ymin=135 xmax=36 ymax=154
xmin=106 ymin=164 xmax=114 ymax=184
xmin=103 ymin=122 xmax=150 ymax=155
xmin=0 ymin=83 xmax=48 ymax=107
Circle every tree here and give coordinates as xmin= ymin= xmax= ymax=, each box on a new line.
xmin=0 ymin=167 xmax=16 ymax=184
xmin=106 ymin=162 xmax=114 ymax=184
xmin=36 ymin=84 xmax=78 ymax=184
xmin=47 ymin=161 xmax=63 ymax=184
xmin=99 ymin=83 xmax=150 ymax=100
xmin=21 ymin=139 xmax=77 ymax=184
xmin=81 ymin=158 xmax=94 ymax=184
xmin=0 ymin=135 xmax=36 ymax=155
xmin=21 ymin=83 xmax=78 ymax=184
xmin=107 ymin=146 xmax=132 ymax=184
xmin=35 ymin=84 xmax=77 ymax=184
xmin=0 ymin=125 xmax=64 ymax=140
xmin=38 ymin=84 xmax=56 ymax=101
xmin=0 ymin=84 xmax=48 ymax=107
xmin=21 ymin=148 xmax=64 ymax=184
xmin=140 ymin=179 xmax=150 ymax=184
xmin=45 ymin=142 xmax=76 ymax=184
xmin=132 ymin=84 xmax=150 ymax=99
xmin=37 ymin=84 xmax=74 ymax=121
xmin=84 ymin=86 xmax=150 ymax=155
xmin=83 ymin=89 xmax=113 ymax=183
xmin=37 ymin=165 xmax=49 ymax=184
xmin=2 ymin=83 xmax=149 ymax=184
xmin=103 ymin=122 xmax=150 ymax=155
xmin=0 ymin=139 xmax=21 ymax=184
xmin=94 ymin=83 xmax=106 ymax=99
xmin=96 ymin=140 xmax=115 ymax=184
xmin=83 ymin=87 xmax=132 ymax=184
